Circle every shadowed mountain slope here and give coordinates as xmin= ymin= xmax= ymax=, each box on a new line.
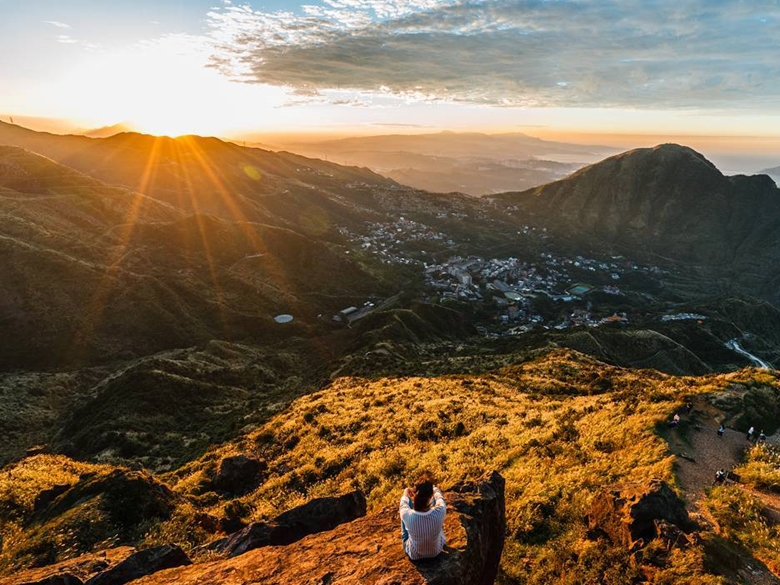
xmin=493 ymin=144 xmax=780 ymax=266
xmin=0 ymin=121 xmax=401 ymax=236
xmin=0 ymin=147 xmax=384 ymax=369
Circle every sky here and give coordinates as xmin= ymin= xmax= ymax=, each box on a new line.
xmin=1 ymin=0 xmax=780 ymax=165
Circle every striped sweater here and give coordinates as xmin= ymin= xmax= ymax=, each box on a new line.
xmin=399 ymin=487 xmax=446 ymax=560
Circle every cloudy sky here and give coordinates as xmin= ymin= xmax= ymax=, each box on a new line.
xmin=2 ymin=0 xmax=780 ymax=145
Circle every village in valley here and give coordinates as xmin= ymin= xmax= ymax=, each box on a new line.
xmin=335 ymin=216 xmax=680 ymax=335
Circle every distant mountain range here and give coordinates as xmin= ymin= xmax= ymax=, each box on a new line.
xmin=760 ymin=164 xmax=780 ymax=178
xmin=269 ymin=131 xmax=616 ymax=196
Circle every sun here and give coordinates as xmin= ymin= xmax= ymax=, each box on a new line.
xmin=36 ymin=35 xmax=291 ymax=137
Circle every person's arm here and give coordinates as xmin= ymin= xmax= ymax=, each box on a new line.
xmin=432 ymin=486 xmax=446 ymax=510
xmin=400 ymin=488 xmax=412 ymax=516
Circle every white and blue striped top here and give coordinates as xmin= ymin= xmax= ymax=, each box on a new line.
xmin=400 ymin=487 xmax=446 ymax=560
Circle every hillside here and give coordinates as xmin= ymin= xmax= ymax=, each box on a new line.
xmin=492 ymin=144 xmax=780 ymax=265
xmin=0 ymin=146 xmax=390 ymax=370
xmin=0 ymin=122 xmax=391 ymax=231
xmin=2 ymin=350 xmax=779 ymax=584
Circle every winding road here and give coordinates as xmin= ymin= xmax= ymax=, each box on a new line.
xmin=726 ymin=339 xmax=773 ymax=370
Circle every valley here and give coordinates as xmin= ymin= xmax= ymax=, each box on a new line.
xmin=1 ymin=123 xmax=780 ymax=584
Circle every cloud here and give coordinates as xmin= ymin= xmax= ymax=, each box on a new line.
xmin=44 ymin=20 xmax=72 ymax=29
xmin=205 ymin=0 xmax=780 ymax=110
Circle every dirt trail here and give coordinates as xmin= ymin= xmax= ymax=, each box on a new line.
xmin=670 ymin=400 xmax=748 ymax=509
xmin=669 ymin=399 xmax=780 ymax=585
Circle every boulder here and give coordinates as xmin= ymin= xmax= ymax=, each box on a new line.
xmin=84 ymin=546 xmax=191 ymax=585
xmin=0 ymin=548 xmax=135 ymax=585
xmin=212 ymin=455 xmax=266 ymax=494
xmin=207 ymin=490 xmax=367 ymax=557
xmin=16 ymin=576 xmax=83 ymax=585
xmin=129 ymin=471 xmax=506 ymax=585
xmin=587 ymin=479 xmax=692 ymax=549
xmin=33 ymin=484 xmax=72 ymax=513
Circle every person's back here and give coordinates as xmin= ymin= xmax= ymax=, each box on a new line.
xmin=400 ymin=473 xmax=446 ymax=560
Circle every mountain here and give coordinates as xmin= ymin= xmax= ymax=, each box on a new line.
xmin=0 ymin=121 xmax=403 ymax=235
xmin=760 ymin=164 xmax=780 ymax=182
xmin=0 ymin=146 xmax=389 ymax=369
xmin=492 ymin=144 xmax=780 ymax=269
xmin=269 ymin=131 xmax=614 ymax=196
xmin=80 ymin=122 xmax=136 ymax=138
xmin=277 ymin=131 xmax=611 ymax=160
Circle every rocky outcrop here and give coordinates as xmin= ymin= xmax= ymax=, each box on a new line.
xmin=587 ymin=479 xmax=693 ymax=550
xmin=132 ymin=471 xmax=506 ymax=585
xmin=212 ymin=455 xmax=267 ymax=494
xmin=0 ymin=548 xmax=135 ymax=585
xmin=14 ymin=576 xmax=83 ymax=585
xmin=206 ymin=490 xmax=367 ymax=557
xmin=83 ymin=546 xmax=190 ymax=585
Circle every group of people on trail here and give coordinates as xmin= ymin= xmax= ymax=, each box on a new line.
xmin=399 ymin=471 xmax=447 ymax=560
xmin=747 ymin=426 xmax=767 ymax=444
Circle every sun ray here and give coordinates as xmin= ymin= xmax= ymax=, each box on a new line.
xmin=170 ymin=139 xmax=230 ymax=332
xmin=178 ymin=135 xmax=304 ymax=315
xmin=71 ymin=137 xmax=165 ymax=356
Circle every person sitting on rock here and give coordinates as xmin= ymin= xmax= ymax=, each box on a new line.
xmin=758 ymin=430 xmax=767 ymax=444
xmin=714 ymin=469 xmax=726 ymax=484
xmin=400 ymin=471 xmax=446 ymax=560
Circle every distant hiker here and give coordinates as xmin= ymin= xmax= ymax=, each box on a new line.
xmin=758 ymin=430 xmax=767 ymax=444
xmin=400 ymin=472 xmax=446 ymax=560
xmin=747 ymin=426 xmax=755 ymax=442
xmin=717 ymin=423 xmax=725 ymax=437
xmin=670 ymin=413 xmax=680 ymax=427
xmin=684 ymin=402 xmax=693 ymax=415
xmin=714 ymin=469 xmax=726 ymax=485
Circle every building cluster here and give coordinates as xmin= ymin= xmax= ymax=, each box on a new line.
xmin=424 ymin=253 xmax=659 ymax=334
xmin=338 ymin=217 xmax=452 ymax=265
xmin=660 ymin=313 xmax=708 ymax=322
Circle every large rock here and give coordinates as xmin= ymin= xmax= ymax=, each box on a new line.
xmin=83 ymin=546 xmax=191 ymax=585
xmin=13 ymin=576 xmax=83 ymax=585
xmin=587 ymin=479 xmax=692 ymax=549
xmin=131 ymin=471 xmax=506 ymax=585
xmin=0 ymin=548 xmax=135 ymax=585
xmin=212 ymin=455 xmax=266 ymax=494
xmin=208 ymin=489 xmax=367 ymax=557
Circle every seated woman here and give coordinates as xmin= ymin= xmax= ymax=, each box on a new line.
xmin=399 ymin=472 xmax=446 ymax=560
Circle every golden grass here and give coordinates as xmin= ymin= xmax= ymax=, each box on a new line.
xmin=164 ymin=350 xmax=768 ymax=582
xmin=3 ymin=350 xmax=776 ymax=583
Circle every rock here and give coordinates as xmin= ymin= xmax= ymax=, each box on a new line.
xmin=587 ymin=479 xmax=692 ymax=549
xmin=0 ymin=548 xmax=135 ymax=585
xmin=207 ymin=490 xmax=367 ymax=557
xmin=16 ymin=576 xmax=83 ymax=585
xmin=212 ymin=455 xmax=266 ymax=494
xmin=129 ymin=471 xmax=506 ymax=585
xmin=653 ymin=519 xmax=692 ymax=550
xmin=33 ymin=470 xmax=177 ymax=529
xmin=33 ymin=484 xmax=72 ymax=513
xmin=84 ymin=546 xmax=191 ymax=585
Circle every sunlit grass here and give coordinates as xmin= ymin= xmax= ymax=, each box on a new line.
xmin=164 ymin=350 xmax=768 ymax=582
